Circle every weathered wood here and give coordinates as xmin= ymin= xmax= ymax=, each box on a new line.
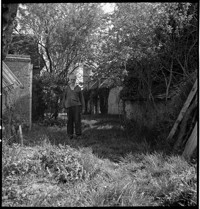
xmin=167 ymin=80 xmax=197 ymax=142
xmin=173 ymin=96 xmax=197 ymax=151
xmin=29 ymin=63 xmax=33 ymax=131
xmin=182 ymin=122 xmax=197 ymax=160
xmin=182 ymin=107 xmax=197 ymax=148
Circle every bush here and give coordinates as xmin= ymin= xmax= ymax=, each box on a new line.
xmin=32 ymin=73 xmax=68 ymax=122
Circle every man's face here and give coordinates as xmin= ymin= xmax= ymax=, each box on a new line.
xmin=69 ymin=75 xmax=76 ymax=85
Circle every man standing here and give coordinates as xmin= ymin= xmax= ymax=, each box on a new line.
xmin=61 ymin=74 xmax=85 ymax=139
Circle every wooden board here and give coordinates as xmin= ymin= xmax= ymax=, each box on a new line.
xmin=173 ymin=96 xmax=197 ymax=151
xmin=182 ymin=122 xmax=197 ymax=160
xmin=167 ymin=79 xmax=197 ymax=142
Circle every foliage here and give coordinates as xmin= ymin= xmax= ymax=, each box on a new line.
xmin=8 ymin=33 xmax=45 ymax=70
xmin=2 ymin=4 xmax=18 ymax=60
xmin=119 ymin=64 xmax=145 ymax=100
xmin=152 ymin=3 xmax=198 ymax=100
xmin=32 ymin=73 xmax=68 ymax=121
xmin=90 ymin=3 xmax=198 ymax=101
xmin=32 ymin=75 xmax=46 ymax=121
xmin=14 ymin=3 xmax=198 ymax=118
xmin=16 ymin=3 xmax=106 ymax=118
xmin=17 ymin=3 xmax=104 ymax=75
xmin=12 ymin=3 xmax=198 ymax=98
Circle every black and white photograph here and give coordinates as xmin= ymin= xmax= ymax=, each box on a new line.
xmin=2 ymin=2 xmax=198 ymax=207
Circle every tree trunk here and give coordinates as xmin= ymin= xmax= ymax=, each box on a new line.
xmin=45 ymin=38 xmax=53 ymax=73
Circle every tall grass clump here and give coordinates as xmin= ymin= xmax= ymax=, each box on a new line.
xmin=2 ymin=132 xmax=197 ymax=206
xmin=116 ymin=152 xmax=197 ymax=206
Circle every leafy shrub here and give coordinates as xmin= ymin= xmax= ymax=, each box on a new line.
xmin=32 ymin=73 xmax=68 ymax=122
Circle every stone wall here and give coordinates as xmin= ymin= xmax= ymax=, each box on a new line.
xmin=3 ymin=54 xmax=33 ymax=128
xmin=124 ymin=100 xmax=170 ymax=128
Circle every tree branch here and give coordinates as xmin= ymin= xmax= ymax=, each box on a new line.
xmin=45 ymin=36 xmax=53 ymax=73
xmin=165 ymin=58 xmax=173 ymax=102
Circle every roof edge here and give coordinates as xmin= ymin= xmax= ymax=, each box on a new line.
xmin=5 ymin=54 xmax=31 ymax=62
xmin=3 ymin=61 xmax=24 ymax=89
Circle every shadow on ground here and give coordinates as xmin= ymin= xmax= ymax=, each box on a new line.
xmin=22 ymin=114 xmax=168 ymax=162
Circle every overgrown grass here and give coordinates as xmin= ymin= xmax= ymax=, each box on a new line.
xmin=2 ymin=115 xmax=197 ymax=207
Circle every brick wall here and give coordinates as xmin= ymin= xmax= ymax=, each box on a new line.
xmin=3 ymin=54 xmax=33 ymax=128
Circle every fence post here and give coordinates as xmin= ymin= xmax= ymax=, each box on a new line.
xmin=19 ymin=125 xmax=23 ymax=146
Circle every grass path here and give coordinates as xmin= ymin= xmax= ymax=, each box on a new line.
xmin=2 ymin=114 xmax=197 ymax=206
xmin=24 ymin=114 xmax=149 ymax=162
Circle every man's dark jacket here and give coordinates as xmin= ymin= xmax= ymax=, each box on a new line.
xmin=62 ymin=85 xmax=85 ymax=109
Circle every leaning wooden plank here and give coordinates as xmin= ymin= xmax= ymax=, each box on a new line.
xmin=173 ymin=96 xmax=197 ymax=151
xmin=167 ymin=80 xmax=197 ymax=142
xmin=182 ymin=122 xmax=197 ymax=160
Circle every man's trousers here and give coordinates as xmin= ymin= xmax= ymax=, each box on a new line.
xmin=66 ymin=105 xmax=82 ymax=136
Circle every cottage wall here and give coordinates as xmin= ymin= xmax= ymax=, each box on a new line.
xmin=108 ymin=86 xmax=123 ymax=115
xmin=3 ymin=54 xmax=33 ymax=128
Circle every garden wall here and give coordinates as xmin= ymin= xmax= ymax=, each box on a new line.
xmin=124 ymin=99 xmax=172 ymax=129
